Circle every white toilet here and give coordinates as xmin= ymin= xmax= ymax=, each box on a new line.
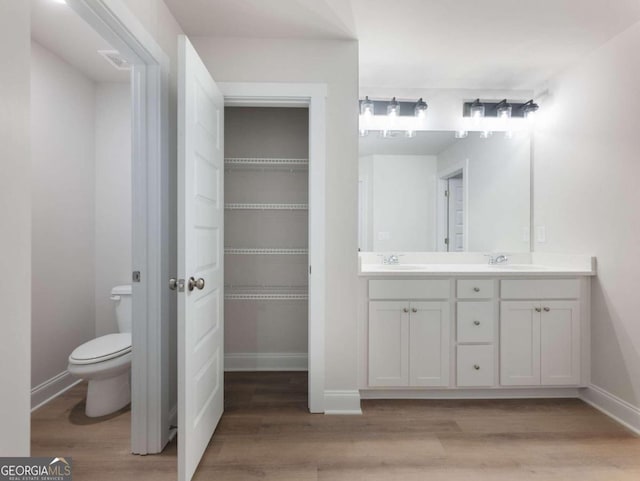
xmin=68 ymin=285 xmax=132 ymax=417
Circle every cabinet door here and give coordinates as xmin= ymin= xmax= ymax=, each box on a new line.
xmin=541 ymin=301 xmax=580 ymax=385
xmin=368 ymin=301 xmax=409 ymax=386
xmin=409 ymin=301 xmax=450 ymax=387
xmin=500 ymin=301 xmax=541 ymax=386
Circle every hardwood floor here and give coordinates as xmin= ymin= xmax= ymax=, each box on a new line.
xmin=32 ymin=372 xmax=640 ymax=480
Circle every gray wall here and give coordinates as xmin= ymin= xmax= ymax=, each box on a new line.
xmin=31 ymin=41 xmax=97 ymax=390
xmin=0 ymin=0 xmax=31 ymax=456
xmin=534 ymin=21 xmax=640 ymax=407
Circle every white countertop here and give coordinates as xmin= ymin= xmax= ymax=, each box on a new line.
xmin=358 ymin=252 xmax=596 ymax=277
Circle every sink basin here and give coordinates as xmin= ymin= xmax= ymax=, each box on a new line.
xmin=489 ymin=264 xmax=549 ymax=271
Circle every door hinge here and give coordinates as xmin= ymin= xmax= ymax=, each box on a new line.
xmin=444 ymin=190 xmax=449 ymax=197
xmin=444 ymin=237 xmax=449 ymax=245
xmin=309 ymin=265 xmax=312 ymax=275
xmin=132 ymin=271 xmax=141 ymax=282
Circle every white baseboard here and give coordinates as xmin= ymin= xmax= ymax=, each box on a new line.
xmin=31 ymin=371 xmax=81 ymax=412
xmin=360 ymin=387 xmax=580 ymax=400
xmin=224 ymin=352 xmax=308 ymax=372
xmin=324 ymin=390 xmax=362 ymax=415
xmin=580 ymin=384 xmax=640 ymax=435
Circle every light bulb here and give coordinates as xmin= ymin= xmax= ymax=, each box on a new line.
xmin=455 ymin=130 xmax=468 ymax=139
xmin=405 ymin=130 xmax=416 ymax=138
xmin=414 ymin=98 xmax=428 ymax=119
xmin=360 ymin=96 xmax=374 ymax=118
xmin=359 ymin=128 xmax=368 ymax=137
xmin=480 ymin=131 xmax=492 ymax=139
xmin=470 ymin=99 xmax=485 ymax=119
xmin=522 ymin=100 xmax=539 ymax=121
xmin=496 ymin=99 xmax=512 ymax=119
xmin=387 ymin=97 xmax=401 ymax=117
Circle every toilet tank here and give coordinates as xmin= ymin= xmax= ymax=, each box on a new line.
xmin=111 ymin=285 xmax=132 ymax=333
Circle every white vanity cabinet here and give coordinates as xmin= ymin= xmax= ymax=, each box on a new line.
xmin=361 ymin=274 xmax=590 ymax=394
xmin=368 ymin=280 xmax=450 ymax=387
xmin=501 ymin=300 xmax=581 ymax=386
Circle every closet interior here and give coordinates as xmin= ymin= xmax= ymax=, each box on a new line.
xmin=224 ymin=107 xmax=310 ymax=372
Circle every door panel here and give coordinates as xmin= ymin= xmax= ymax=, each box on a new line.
xmin=500 ymin=301 xmax=540 ymax=386
xmin=178 ymin=35 xmax=224 ymax=481
xmin=409 ymin=301 xmax=450 ymax=386
xmin=541 ymin=301 xmax=580 ymax=385
xmin=368 ymin=301 xmax=409 ymax=386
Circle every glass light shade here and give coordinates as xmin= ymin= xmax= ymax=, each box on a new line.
xmin=480 ymin=130 xmax=492 ymax=139
xmin=455 ymin=130 xmax=468 ymax=139
xmin=523 ymin=100 xmax=539 ymax=120
xmin=414 ymin=98 xmax=428 ymax=118
xmin=405 ymin=130 xmax=416 ymax=138
xmin=360 ymin=96 xmax=374 ymax=117
xmin=497 ymin=101 xmax=512 ymax=119
xmin=387 ymin=97 xmax=401 ymax=117
xmin=470 ymin=99 xmax=485 ymax=119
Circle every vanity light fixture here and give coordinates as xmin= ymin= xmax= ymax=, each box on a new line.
xmin=387 ymin=97 xmax=401 ymax=117
xmin=522 ymin=99 xmax=539 ymax=120
xmin=414 ymin=98 xmax=428 ymax=118
xmin=470 ymin=99 xmax=485 ymax=119
xmin=496 ymin=99 xmax=512 ymax=119
xmin=360 ymin=96 xmax=374 ymax=117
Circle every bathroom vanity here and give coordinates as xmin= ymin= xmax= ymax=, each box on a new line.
xmin=357 ymin=253 xmax=596 ymax=398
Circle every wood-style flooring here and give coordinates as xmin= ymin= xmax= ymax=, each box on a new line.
xmin=31 ymin=372 xmax=640 ymax=480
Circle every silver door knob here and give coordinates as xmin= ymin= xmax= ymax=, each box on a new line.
xmin=403 ymin=308 xmax=409 ymax=313
xmin=169 ymin=278 xmax=178 ymax=290
xmin=188 ymin=277 xmax=205 ymax=291
xmin=473 ymin=287 xmax=480 ymax=292
xmin=473 ymin=364 xmax=480 ymax=370
xmin=473 ymin=320 xmax=480 ymax=326
xmin=411 ymin=308 xmax=418 ymax=313
xmin=543 ymin=307 xmax=550 ymax=312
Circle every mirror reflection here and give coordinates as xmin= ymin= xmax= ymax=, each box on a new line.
xmin=358 ymin=131 xmax=531 ymax=253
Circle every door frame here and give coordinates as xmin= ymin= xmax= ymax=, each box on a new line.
xmin=436 ymin=159 xmax=469 ymax=252
xmin=219 ymin=82 xmax=327 ymax=413
xmin=67 ymin=0 xmax=171 ymax=453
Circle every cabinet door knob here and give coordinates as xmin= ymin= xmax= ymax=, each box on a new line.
xmin=473 ymin=364 xmax=480 ymax=370
xmin=411 ymin=307 xmax=418 ymax=313
xmin=473 ymin=287 xmax=480 ymax=292
xmin=403 ymin=308 xmax=409 ymax=313
xmin=543 ymin=307 xmax=550 ymax=312
xmin=473 ymin=320 xmax=480 ymax=326
xmin=535 ymin=307 xmax=542 ymax=312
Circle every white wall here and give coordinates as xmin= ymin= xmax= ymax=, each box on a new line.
xmin=438 ymin=133 xmax=531 ymax=252
xmin=360 ymin=155 xmax=438 ymax=251
xmin=0 ymin=0 xmax=31 ymax=456
xmin=95 ymin=83 xmax=131 ymax=336
xmin=30 ymin=42 xmax=97 ymax=392
xmin=191 ymin=36 xmax=360 ymax=392
xmin=533 ymin=21 xmax=640 ymax=408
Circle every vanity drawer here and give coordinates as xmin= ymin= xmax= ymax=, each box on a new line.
xmin=457 ymin=279 xmax=494 ymax=299
xmin=369 ymin=280 xmax=450 ymax=300
xmin=501 ymin=279 xmax=580 ymax=299
xmin=457 ymin=302 xmax=494 ymax=343
xmin=457 ymin=345 xmax=494 ymax=387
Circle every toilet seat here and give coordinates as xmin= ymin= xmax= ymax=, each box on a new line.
xmin=69 ymin=333 xmax=131 ymax=365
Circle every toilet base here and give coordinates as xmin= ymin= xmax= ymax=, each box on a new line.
xmin=85 ymin=370 xmax=131 ymax=417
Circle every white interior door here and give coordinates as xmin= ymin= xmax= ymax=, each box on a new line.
xmin=177 ymin=35 xmax=224 ymax=481
xmin=447 ymin=176 xmax=464 ymax=252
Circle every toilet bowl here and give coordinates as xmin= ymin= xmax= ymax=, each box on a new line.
xmin=68 ymin=285 xmax=132 ymax=417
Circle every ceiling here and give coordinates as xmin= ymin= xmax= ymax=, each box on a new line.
xmin=359 ymin=131 xmax=458 ymax=157
xmin=31 ymin=0 xmax=129 ymax=82
xmin=164 ymin=0 xmax=640 ymax=90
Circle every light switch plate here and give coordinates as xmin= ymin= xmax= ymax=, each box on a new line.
xmin=536 ymin=226 xmax=546 ymax=243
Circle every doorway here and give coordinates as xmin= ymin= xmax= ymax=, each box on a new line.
xmin=447 ymin=174 xmax=465 ymax=252
xmin=437 ymin=160 xmax=469 ymax=252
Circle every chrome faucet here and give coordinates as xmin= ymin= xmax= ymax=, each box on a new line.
xmin=485 ymin=254 xmax=509 ymax=265
xmin=382 ymin=254 xmax=400 ymax=265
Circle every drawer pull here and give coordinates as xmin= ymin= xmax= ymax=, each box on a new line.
xmin=473 ymin=320 xmax=480 ymax=326
xmin=411 ymin=307 xmax=418 ymax=313
xmin=473 ymin=364 xmax=480 ymax=370
xmin=403 ymin=308 xmax=409 ymax=313
xmin=543 ymin=307 xmax=550 ymax=312
xmin=473 ymin=287 xmax=480 ymax=292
